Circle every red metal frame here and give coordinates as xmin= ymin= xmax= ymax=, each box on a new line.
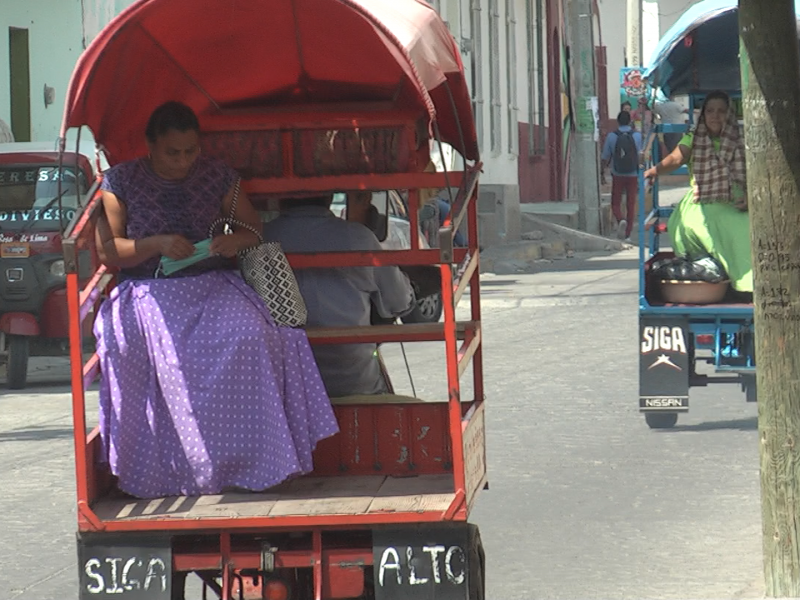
xmin=63 ymin=113 xmax=486 ymax=599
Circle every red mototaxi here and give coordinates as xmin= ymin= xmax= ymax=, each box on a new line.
xmin=0 ymin=143 xmax=99 ymax=389
xmin=61 ymin=0 xmax=487 ymax=599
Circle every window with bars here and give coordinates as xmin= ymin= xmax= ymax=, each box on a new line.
xmin=488 ymin=0 xmax=501 ymax=155
xmin=526 ymin=0 xmax=547 ymax=155
xmin=506 ymin=0 xmax=518 ymax=155
xmin=470 ymin=0 xmax=484 ymax=152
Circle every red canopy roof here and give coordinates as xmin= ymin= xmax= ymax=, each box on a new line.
xmin=61 ymin=0 xmax=479 ymax=165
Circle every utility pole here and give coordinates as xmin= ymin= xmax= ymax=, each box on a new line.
xmin=567 ymin=0 xmax=602 ymax=235
xmin=739 ymin=0 xmax=800 ymax=596
xmin=626 ymin=0 xmax=642 ymax=66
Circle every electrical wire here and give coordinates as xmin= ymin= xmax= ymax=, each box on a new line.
xmin=658 ymin=0 xmax=697 ymax=18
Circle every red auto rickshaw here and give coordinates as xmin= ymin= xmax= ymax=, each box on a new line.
xmin=0 ymin=142 xmax=99 ymax=389
xmin=62 ymin=0 xmax=487 ymax=598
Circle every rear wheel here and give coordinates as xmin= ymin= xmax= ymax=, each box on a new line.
xmin=645 ymin=412 xmax=678 ymax=429
xmin=6 ymin=335 xmax=29 ymax=390
xmin=402 ymin=293 xmax=443 ymax=324
xmin=468 ymin=524 xmax=486 ymax=600
xmin=742 ymin=375 xmax=757 ymax=403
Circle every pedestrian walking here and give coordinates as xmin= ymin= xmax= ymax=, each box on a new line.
xmin=601 ymin=111 xmax=643 ymax=241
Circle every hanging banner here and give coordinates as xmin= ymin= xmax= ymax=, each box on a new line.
xmin=620 ymin=67 xmax=655 ymax=134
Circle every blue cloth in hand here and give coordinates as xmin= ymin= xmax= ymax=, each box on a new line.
xmin=158 ymin=238 xmax=214 ymax=277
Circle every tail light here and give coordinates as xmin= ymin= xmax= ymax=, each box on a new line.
xmin=696 ymin=334 xmax=713 ymax=346
xmin=264 ymin=578 xmax=290 ymax=600
xmin=234 ymin=576 xmax=290 ymax=600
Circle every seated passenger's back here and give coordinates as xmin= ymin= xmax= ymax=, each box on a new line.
xmin=263 ymin=197 xmax=415 ymax=397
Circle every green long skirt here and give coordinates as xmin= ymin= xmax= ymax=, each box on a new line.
xmin=667 ymin=191 xmax=753 ymax=292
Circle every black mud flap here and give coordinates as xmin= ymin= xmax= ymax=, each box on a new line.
xmin=373 ymin=524 xmax=483 ymax=600
xmin=639 ymin=316 xmax=690 ymax=412
xmin=77 ymin=533 xmax=172 ymax=600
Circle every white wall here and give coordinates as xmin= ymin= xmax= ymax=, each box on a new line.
xmin=516 ymin=0 xmax=541 ymax=131
xmin=439 ymin=0 xmax=529 ymax=187
xmin=658 ymin=0 xmax=704 ymax=35
xmin=642 ymin=1 xmax=659 ymax=69
xmin=598 ymin=0 xmax=705 ymax=117
xmin=0 ymin=0 xmax=83 ymax=142
xmin=80 ymin=0 xmax=131 ymax=42
xmin=598 ymin=0 xmax=628 ymax=118
xmin=0 ymin=0 xmax=138 ymax=143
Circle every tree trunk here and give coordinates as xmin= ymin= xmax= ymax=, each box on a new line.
xmin=740 ymin=0 xmax=800 ymax=596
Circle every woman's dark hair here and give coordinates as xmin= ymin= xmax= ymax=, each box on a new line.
xmin=694 ymin=90 xmax=731 ymax=135
xmin=700 ymin=91 xmax=730 ymax=118
xmin=279 ymin=195 xmax=333 ymax=211
xmin=703 ymin=90 xmax=730 ymax=108
xmin=145 ymin=101 xmax=200 ymax=143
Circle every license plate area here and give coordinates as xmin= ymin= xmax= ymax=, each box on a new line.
xmin=1 ymin=242 xmax=30 ymax=258
xmin=77 ymin=533 xmax=172 ymax=600
xmin=639 ymin=316 xmax=691 ymax=412
xmin=373 ymin=525 xmax=470 ymax=600
xmin=639 ymin=396 xmax=689 ymax=411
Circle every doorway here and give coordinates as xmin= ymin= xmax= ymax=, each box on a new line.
xmin=9 ymin=27 xmax=31 ymax=142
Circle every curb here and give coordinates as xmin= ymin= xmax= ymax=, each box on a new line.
xmin=521 ymin=214 xmax=631 ymax=252
xmin=479 ymin=240 xmax=567 ymax=274
xmin=479 ymin=219 xmax=632 ymax=275
xmin=457 ymin=291 xmax=634 ymax=311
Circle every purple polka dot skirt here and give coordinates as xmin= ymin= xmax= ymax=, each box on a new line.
xmin=93 ymin=270 xmax=339 ymax=498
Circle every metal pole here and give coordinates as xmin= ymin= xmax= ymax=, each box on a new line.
xmin=567 ymin=0 xmax=602 ymax=234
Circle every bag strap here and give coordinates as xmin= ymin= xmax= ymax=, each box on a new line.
xmin=616 ymin=130 xmax=631 ymax=141
xmin=207 ymin=177 xmax=264 ymax=246
xmin=227 ymin=178 xmax=241 ymax=220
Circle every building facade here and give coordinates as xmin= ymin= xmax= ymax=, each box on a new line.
xmin=433 ymin=0 xmax=604 ymax=242
xmin=0 ymin=0 xmax=136 ymax=144
xmin=2 ymin=0 xmax=605 ymax=243
xmin=1 ymin=1 xmax=84 ymax=143
xmin=600 ymin=0 xmax=705 ymax=118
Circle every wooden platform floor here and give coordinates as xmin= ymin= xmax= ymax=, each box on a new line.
xmin=93 ymin=474 xmax=455 ymax=522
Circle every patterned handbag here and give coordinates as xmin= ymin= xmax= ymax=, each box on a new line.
xmin=208 ymin=179 xmax=308 ymax=328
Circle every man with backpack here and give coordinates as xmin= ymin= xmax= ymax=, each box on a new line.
xmin=601 ymin=111 xmax=643 ymax=241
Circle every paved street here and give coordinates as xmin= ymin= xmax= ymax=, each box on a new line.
xmin=383 ymin=248 xmax=763 ymax=599
xmin=0 ymin=248 xmax=763 ymax=600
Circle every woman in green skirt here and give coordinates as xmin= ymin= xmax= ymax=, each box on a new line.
xmin=644 ymin=90 xmax=752 ymax=293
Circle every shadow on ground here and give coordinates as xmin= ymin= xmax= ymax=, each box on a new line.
xmin=665 ymin=416 xmax=758 ymax=433
xmin=0 ymin=426 xmax=75 ymax=442
xmin=0 ymin=382 xmax=78 ymax=396
xmin=531 ymin=256 xmax=640 ymax=273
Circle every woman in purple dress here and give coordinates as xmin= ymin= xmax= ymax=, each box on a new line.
xmin=94 ymin=101 xmax=338 ymax=498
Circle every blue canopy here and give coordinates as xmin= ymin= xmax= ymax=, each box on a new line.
xmin=644 ymin=0 xmax=800 ymax=97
